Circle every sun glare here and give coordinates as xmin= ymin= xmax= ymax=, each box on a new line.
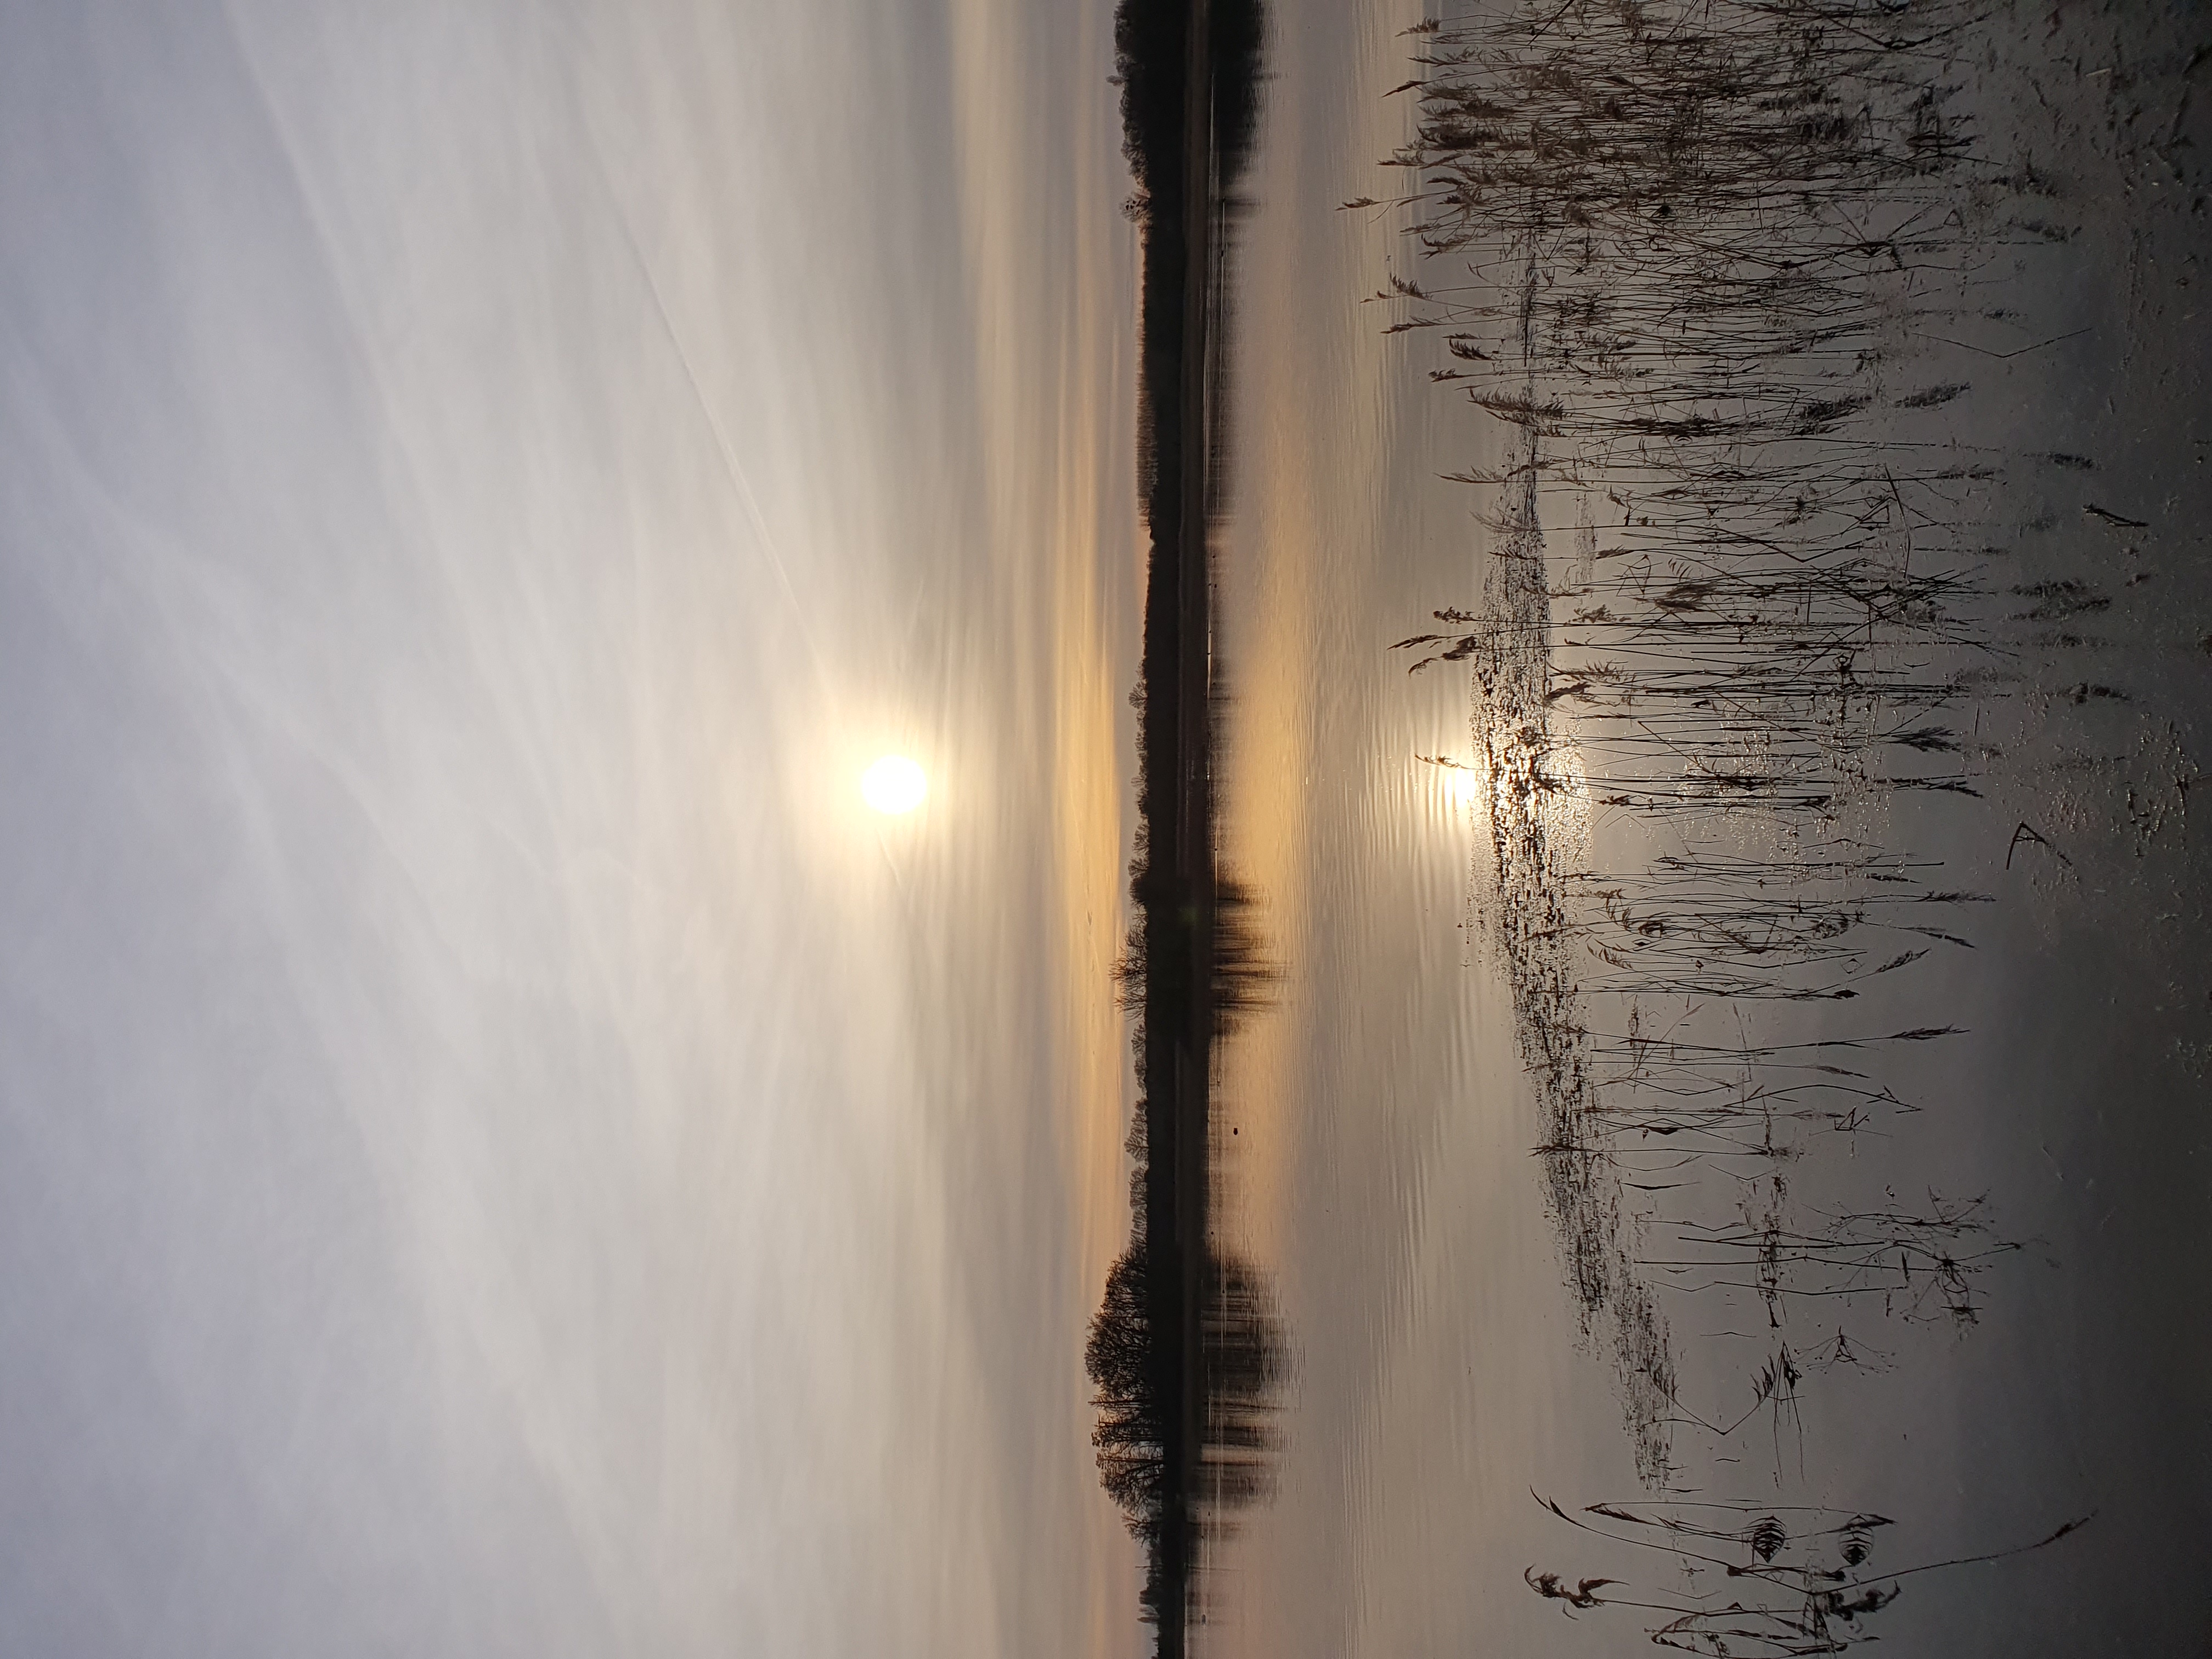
xmin=861 ymin=754 xmax=928 ymax=815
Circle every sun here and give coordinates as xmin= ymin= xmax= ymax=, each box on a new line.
xmin=860 ymin=754 xmax=928 ymax=815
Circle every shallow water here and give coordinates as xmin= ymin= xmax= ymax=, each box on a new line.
xmin=1203 ymin=2 xmax=2212 ymax=1653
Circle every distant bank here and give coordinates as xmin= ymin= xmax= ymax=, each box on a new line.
xmin=1082 ymin=0 xmax=1269 ymax=1654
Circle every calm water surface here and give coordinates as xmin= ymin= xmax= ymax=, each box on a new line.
xmin=1200 ymin=2 xmax=2212 ymax=1653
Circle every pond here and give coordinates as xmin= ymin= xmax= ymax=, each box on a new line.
xmin=1149 ymin=1 xmax=2212 ymax=1651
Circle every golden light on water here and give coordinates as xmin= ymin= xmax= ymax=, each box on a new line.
xmin=1426 ymin=757 xmax=1486 ymax=809
xmin=860 ymin=754 xmax=928 ymax=814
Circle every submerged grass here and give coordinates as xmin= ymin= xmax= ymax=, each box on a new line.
xmin=1376 ymin=0 xmax=2074 ymax=1485
xmin=1526 ymin=1493 xmax=2090 ymax=1653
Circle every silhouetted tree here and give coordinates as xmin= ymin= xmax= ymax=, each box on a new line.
xmin=1087 ymin=1244 xmax=1166 ymax=1537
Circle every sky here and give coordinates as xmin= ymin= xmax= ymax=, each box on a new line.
xmin=0 ymin=2 xmax=1148 ymax=1653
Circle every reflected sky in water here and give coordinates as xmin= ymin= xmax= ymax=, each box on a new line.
xmin=1209 ymin=1 xmax=2211 ymax=1654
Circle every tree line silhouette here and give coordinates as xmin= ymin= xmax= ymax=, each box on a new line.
xmin=1091 ymin=1 xmax=1278 ymax=1652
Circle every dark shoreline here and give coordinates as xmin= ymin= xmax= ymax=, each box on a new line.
xmin=1138 ymin=0 xmax=1217 ymax=1638
xmin=1086 ymin=0 xmax=1264 ymax=1651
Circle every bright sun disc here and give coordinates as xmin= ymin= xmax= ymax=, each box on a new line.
xmin=861 ymin=755 xmax=928 ymax=814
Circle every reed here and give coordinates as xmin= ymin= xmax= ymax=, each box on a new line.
xmin=1378 ymin=0 xmax=2063 ymax=1479
xmin=1525 ymin=1493 xmax=2089 ymax=1654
